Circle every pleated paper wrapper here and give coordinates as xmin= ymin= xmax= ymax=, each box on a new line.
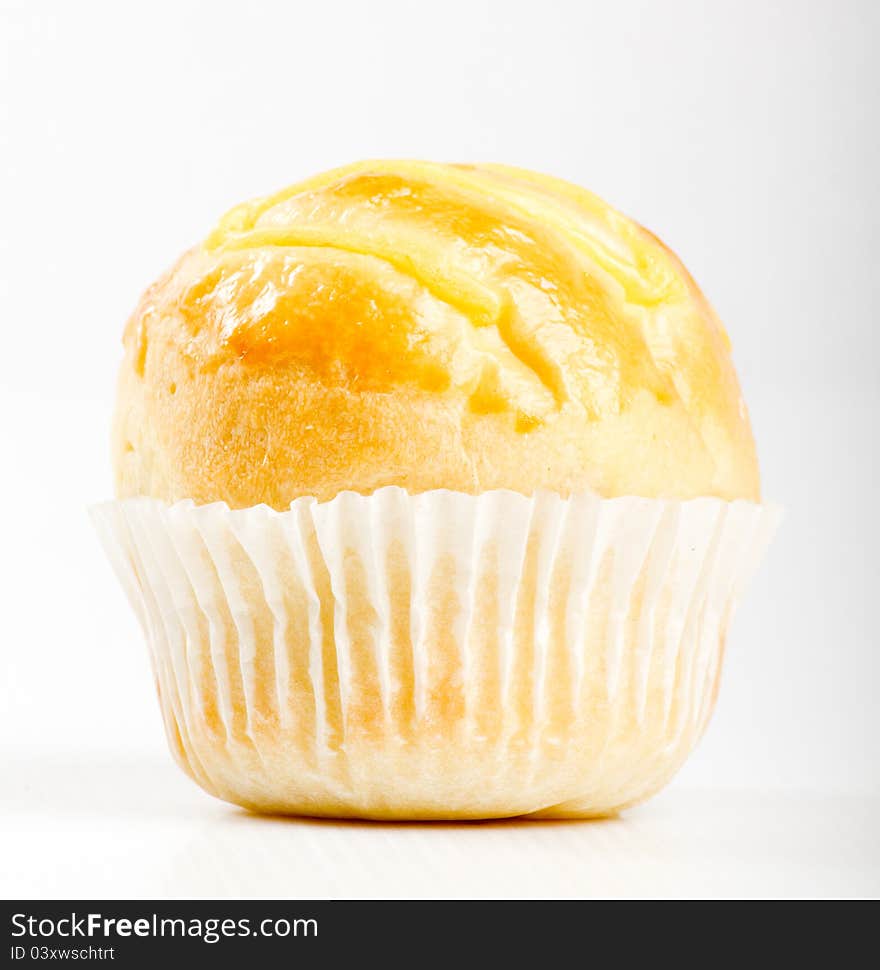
xmin=91 ymin=488 xmax=779 ymax=819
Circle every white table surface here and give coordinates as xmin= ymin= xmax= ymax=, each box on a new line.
xmin=2 ymin=748 xmax=877 ymax=900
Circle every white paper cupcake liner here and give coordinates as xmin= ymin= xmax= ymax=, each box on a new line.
xmin=91 ymin=488 xmax=780 ymax=819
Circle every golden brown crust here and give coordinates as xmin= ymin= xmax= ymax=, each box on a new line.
xmin=113 ymin=160 xmax=760 ymax=507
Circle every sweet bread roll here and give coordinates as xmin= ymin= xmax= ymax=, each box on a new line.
xmin=97 ymin=161 xmax=774 ymax=821
xmin=113 ymin=160 xmax=759 ymax=508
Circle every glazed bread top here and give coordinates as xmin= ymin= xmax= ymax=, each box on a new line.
xmin=113 ymin=160 xmax=760 ymax=508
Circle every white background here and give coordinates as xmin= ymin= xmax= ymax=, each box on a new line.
xmin=1 ymin=0 xmax=878 ymax=898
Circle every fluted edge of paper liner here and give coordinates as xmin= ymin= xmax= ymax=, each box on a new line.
xmin=90 ymin=488 xmax=780 ymax=820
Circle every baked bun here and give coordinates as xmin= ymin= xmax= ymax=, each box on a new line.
xmin=113 ymin=160 xmax=759 ymax=507
xmin=99 ymin=162 xmax=776 ymax=820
